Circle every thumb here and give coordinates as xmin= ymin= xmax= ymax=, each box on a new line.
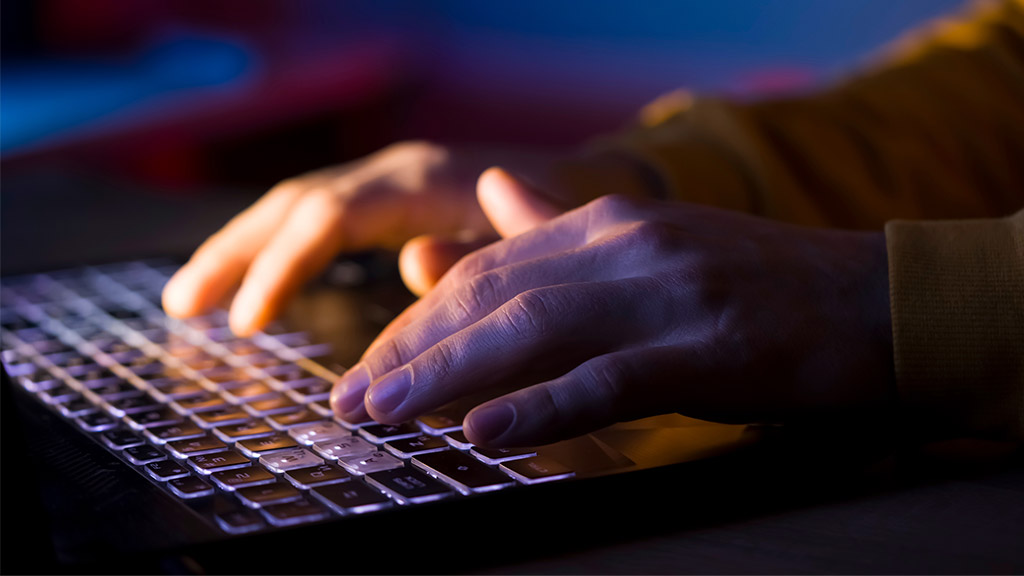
xmin=477 ymin=166 xmax=565 ymax=238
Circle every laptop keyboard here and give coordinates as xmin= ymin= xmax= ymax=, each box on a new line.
xmin=0 ymin=260 xmax=575 ymax=534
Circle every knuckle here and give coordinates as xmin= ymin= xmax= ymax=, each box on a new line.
xmin=267 ymin=177 xmax=304 ymax=198
xmin=451 ymin=270 xmax=502 ymax=322
xmin=589 ymin=194 xmax=642 ymax=219
xmin=501 ymin=288 xmax=556 ymax=341
xmin=422 ymin=339 xmax=460 ymax=386
xmin=389 ymin=140 xmax=449 ymax=164
xmin=292 ymin=187 xmax=344 ymax=224
xmin=448 ymin=250 xmax=492 ymax=283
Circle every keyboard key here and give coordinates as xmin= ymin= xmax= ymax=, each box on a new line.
xmin=312 ymin=481 xmax=392 ymax=515
xmin=416 ymin=411 xmax=464 ymax=434
xmin=366 ymin=468 xmax=453 ymax=505
xmin=470 ymin=445 xmax=537 ymax=465
xmin=236 ymin=482 xmax=302 ymax=509
xmin=213 ymin=420 xmax=275 ymax=442
xmin=124 ymin=444 xmax=167 ymax=465
xmin=212 ymin=467 xmax=276 ymax=491
xmin=359 ymin=422 xmax=421 ymax=443
xmin=267 ymin=408 xmax=323 ymax=430
xmin=337 ymin=451 xmax=404 ymax=476
xmin=260 ymin=498 xmax=331 ymax=527
xmin=500 ymin=456 xmax=575 ymax=484
xmin=312 ymin=437 xmax=375 ymax=461
xmin=216 ymin=508 xmax=265 ymax=534
xmin=167 ymin=435 xmax=228 ymax=459
xmin=150 ymin=379 xmax=205 ymax=400
xmin=17 ymin=370 xmax=59 ymax=392
xmin=260 ymin=448 xmax=324 ymax=473
xmin=244 ymin=394 xmax=300 ymax=417
xmin=188 ymin=450 xmax=251 ymax=475
xmin=174 ymin=393 xmax=231 ymax=414
xmin=86 ymin=380 xmax=142 ymax=400
xmin=59 ymin=397 xmax=98 ymax=417
xmin=145 ymin=421 xmax=206 ymax=444
xmin=221 ymin=381 xmax=277 ymax=403
xmin=284 ymin=464 xmax=350 ymax=489
xmin=288 ymin=421 xmax=349 ymax=446
xmin=74 ymin=366 xmax=121 ymax=386
xmin=286 ymin=380 xmax=332 ymax=403
xmin=240 ymin=352 xmax=284 ymax=371
xmin=106 ymin=393 xmax=163 ymax=416
xmin=76 ymin=411 xmax=119 ymax=431
xmin=221 ymin=339 xmax=265 ymax=356
xmin=443 ymin=430 xmax=473 ymax=450
xmin=384 ymin=435 xmax=449 ymax=459
xmin=192 ymin=407 xmax=251 ymax=429
xmin=168 ymin=476 xmax=215 ymax=499
xmin=267 ymin=365 xmax=323 ymax=386
xmin=236 ymin=434 xmax=299 ymax=458
xmin=101 ymin=429 xmax=146 ymax=449
xmin=39 ymin=384 xmax=80 ymax=404
xmin=124 ymin=407 xmax=183 ymax=430
xmin=413 ymin=450 xmax=515 ymax=495
xmin=146 ymin=460 xmax=191 ymax=481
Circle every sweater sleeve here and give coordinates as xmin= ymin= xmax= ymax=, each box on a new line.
xmin=886 ymin=210 xmax=1024 ymax=440
xmin=595 ymin=0 xmax=1024 ymax=440
xmin=598 ymin=0 xmax=1024 ymax=229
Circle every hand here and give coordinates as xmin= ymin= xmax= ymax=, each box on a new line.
xmin=331 ymin=172 xmax=895 ymax=447
xmin=162 ymin=140 xmax=653 ymax=336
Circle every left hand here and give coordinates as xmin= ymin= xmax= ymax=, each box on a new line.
xmin=331 ymin=170 xmax=896 ymax=447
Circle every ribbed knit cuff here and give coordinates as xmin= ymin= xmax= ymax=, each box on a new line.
xmin=886 ymin=210 xmax=1024 ymax=440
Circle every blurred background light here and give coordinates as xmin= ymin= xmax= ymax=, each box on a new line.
xmin=1 ymin=0 xmax=963 ymax=189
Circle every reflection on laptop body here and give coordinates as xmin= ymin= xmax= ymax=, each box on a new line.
xmin=0 ymin=257 xmax=760 ymax=573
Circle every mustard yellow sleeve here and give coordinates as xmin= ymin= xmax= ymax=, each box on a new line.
xmin=600 ymin=0 xmax=1024 ymax=229
xmin=596 ymin=0 xmax=1024 ymax=441
xmin=886 ymin=210 xmax=1024 ymax=440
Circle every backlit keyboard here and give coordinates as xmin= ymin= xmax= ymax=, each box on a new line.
xmin=1 ymin=260 xmax=574 ymax=534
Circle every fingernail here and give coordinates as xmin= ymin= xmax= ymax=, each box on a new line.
xmin=467 ymin=403 xmax=515 ymax=444
xmin=367 ymin=366 xmax=412 ymax=415
xmin=333 ymin=364 xmax=370 ymax=415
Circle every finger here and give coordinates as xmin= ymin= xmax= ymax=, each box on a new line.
xmin=363 ymin=202 xmax=597 ymax=355
xmin=334 ymin=259 xmax=615 ymax=420
xmin=226 ymin=186 xmax=359 ymax=336
xmin=162 ymin=183 xmax=307 ymax=318
xmin=358 ymin=279 xmax=659 ymax=424
xmin=477 ymin=166 xmax=564 ymax=238
xmin=226 ymin=179 xmax=469 ymax=336
xmin=398 ymin=233 xmax=495 ymax=297
xmin=461 ymin=346 xmax=701 ymax=447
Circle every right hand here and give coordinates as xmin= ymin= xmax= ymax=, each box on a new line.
xmin=162 ymin=141 xmax=601 ymax=336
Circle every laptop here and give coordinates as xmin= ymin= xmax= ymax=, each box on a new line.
xmin=0 ymin=173 xmax=828 ymax=574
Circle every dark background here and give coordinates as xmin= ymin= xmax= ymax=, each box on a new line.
xmin=2 ymin=0 xmax=961 ymax=188
xmin=0 ymin=0 xmax=961 ymax=272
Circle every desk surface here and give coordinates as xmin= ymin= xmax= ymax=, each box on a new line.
xmin=3 ymin=169 xmax=1022 ymax=575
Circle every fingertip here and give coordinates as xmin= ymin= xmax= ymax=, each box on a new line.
xmin=399 ymin=234 xmax=492 ymax=297
xmin=464 ymin=402 xmax=517 ymax=447
xmin=227 ymin=287 xmax=265 ymax=337
xmin=398 ymin=236 xmax=441 ymax=297
xmin=476 ymin=165 xmax=562 ymax=238
xmin=162 ymin=267 xmax=202 ymax=318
